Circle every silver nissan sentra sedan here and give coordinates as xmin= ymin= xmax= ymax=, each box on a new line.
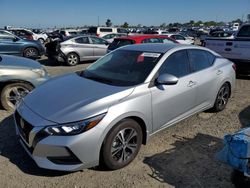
xmin=15 ymin=43 xmax=235 ymax=171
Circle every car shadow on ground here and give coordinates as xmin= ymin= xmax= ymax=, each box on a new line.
xmin=38 ymin=57 xmax=95 ymax=67
xmin=239 ymin=105 xmax=250 ymax=128
xmin=143 ymin=133 xmax=232 ymax=188
xmin=0 ymin=115 xmax=71 ymax=177
xmin=236 ymin=74 xmax=250 ymax=81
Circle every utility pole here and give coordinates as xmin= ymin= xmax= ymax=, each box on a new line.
xmin=98 ymin=16 xmax=99 ymax=26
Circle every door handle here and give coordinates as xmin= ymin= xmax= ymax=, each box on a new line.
xmin=187 ymin=81 xmax=196 ymax=87
xmin=216 ymin=70 xmax=223 ymax=75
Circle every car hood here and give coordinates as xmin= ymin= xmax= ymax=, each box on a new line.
xmin=0 ymin=55 xmax=42 ymax=69
xmin=23 ymin=73 xmax=134 ymax=124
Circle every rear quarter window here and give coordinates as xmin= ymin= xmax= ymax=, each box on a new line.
xmin=100 ymin=28 xmax=113 ymax=32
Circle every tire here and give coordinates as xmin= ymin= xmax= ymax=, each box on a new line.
xmin=66 ymin=53 xmax=79 ymax=66
xmin=38 ymin=38 xmax=45 ymax=44
xmin=231 ymin=170 xmax=250 ymax=188
xmin=23 ymin=47 xmax=39 ymax=59
xmin=101 ymin=119 xmax=142 ymax=170
xmin=212 ymin=83 xmax=230 ymax=112
xmin=1 ymin=83 xmax=33 ymax=111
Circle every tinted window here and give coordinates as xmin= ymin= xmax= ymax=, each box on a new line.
xmin=159 ymin=50 xmax=190 ymax=77
xmin=100 ymin=28 xmax=113 ymax=32
xmin=141 ymin=38 xmax=163 ymax=43
xmin=88 ymin=27 xmax=97 ymax=34
xmin=188 ymin=50 xmax=214 ymax=72
xmin=162 ymin=38 xmax=176 ymax=44
xmin=108 ymin=39 xmax=135 ymax=50
xmin=83 ymin=50 xmax=162 ymax=86
xmin=75 ymin=37 xmax=89 ymax=44
xmin=117 ymin=28 xmax=128 ymax=33
xmin=90 ymin=37 xmax=107 ymax=44
xmin=237 ymin=25 xmax=250 ymax=37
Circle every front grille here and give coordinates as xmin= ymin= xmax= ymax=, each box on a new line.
xmin=15 ymin=111 xmax=34 ymax=144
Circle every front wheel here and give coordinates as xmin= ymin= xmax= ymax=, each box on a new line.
xmin=101 ymin=119 xmax=142 ymax=170
xmin=1 ymin=83 xmax=33 ymax=111
xmin=212 ymin=83 xmax=230 ymax=112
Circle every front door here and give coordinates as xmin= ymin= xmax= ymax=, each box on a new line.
xmin=150 ymin=50 xmax=197 ymax=131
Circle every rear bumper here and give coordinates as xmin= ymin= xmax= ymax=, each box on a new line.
xmin=232 ymin=60 xmax=250 ymax=74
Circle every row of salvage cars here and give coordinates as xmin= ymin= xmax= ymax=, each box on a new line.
xmin=46 ymin=33 xmax=193 ymax=66
xmin=0 ymin=29 xmax=236 ymax=172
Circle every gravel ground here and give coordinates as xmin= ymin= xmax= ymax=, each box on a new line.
xmin=0 ymin=57 xmax=250 ymax=188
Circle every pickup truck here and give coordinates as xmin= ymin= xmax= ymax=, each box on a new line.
xmin=205 ymin=24 xmax=250 ymax=74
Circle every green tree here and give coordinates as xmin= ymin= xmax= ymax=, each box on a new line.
xmin=160 ymin=23 xmax=166 ymax=28
xmin=122 ymin=22 xmax=129 ymax=28
xmin=106 ymin=19 xmax=112 ymax=27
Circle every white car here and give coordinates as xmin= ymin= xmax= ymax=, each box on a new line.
xmin=161 ymin=33 xmax=194 ymax=45
xmin=102 ymin=33 xmax=127 ymax=43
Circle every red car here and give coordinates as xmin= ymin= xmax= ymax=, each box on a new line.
xmin=107 ymin=34 xmax=178 ymax=52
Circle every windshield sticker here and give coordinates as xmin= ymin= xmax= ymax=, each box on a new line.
xmin=141 ymin=53 xmax=161 ymax=58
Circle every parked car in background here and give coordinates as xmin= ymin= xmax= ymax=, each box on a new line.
xmin=59 ymin=29 xmax=83 ymax=37
xmin=102 ymin=33 xmax=127 ymax=43
xmin=55 ymin=35 xmax=109 ymax=66
xmin=8 ymin=28 xmax=48 ymax=44
xmin=15 ymin=43 xmax=235 ymax=171
xmin=0 ymin=30 xmax=45 ymax=59
xmin=0 ymin=55 xmax=49 ymax=111
xmin=205 ymin=24 xmax=250 ymax=74
xmin=88 ymin=27 xmax=128 ymax=37
xmin=107 ymin=34 xmax=177 ymax=52
xmin=161 ymin=33 xmax=194 ymax=44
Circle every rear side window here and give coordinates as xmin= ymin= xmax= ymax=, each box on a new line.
xmin=108 ymin=39 xmax=134 ymax=50
xmin=237 ymin=25 xmax=250 ymax=37
xmin=90 ymin=37 xmax=107 ymax=44
xmin=100 ymin=28 xmax=113 ymax=32
xmin=159 ymin=50 xmax=190 ymax=77
xmin=141 ymin=38 xmax=163 ymax=43
xmin=75 ymin=37 xmax=89 ymax=44
xmin=188 ymin=50 xmax=214 ymax=72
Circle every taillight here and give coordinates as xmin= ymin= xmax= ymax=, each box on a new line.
xmin=232 ymin=63 xmax=236 ymax=72
xmin=96 ymin=34 xmax=100 ymax=37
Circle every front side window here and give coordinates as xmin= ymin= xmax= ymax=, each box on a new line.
xmin=0 ymin=31 xmax=15 ymax=40
xmin=188 ymin=50 xmax=214 ymax=72
xmin=90 ymin=37 xmax=107 ymax=44
xmin=82 ymin=50 xmax=162 ymax=86
xmin=159 ymin=50 xmax=190 ymax=77
xmin=173 ymin=35 xmax=185 ymax=40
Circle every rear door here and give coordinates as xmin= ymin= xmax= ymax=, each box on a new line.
xmin=187 ymin=49 xmax=218 ymax=108
xmin=72 ymin=36 xmax=94 ymax=59
xmin=90 ymin=37 xmax=108 ymax=58
xmin=150 ymin=50 xmax=197 ymax=131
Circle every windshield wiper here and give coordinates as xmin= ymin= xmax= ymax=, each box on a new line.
xmin=83 ymin=74 xmax=113 ymax=84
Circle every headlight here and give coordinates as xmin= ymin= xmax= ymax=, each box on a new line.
xmin=44 ymin=113 xmax=106 ymax=136
xmin=31 ymin=68 xmax=47 ymax=77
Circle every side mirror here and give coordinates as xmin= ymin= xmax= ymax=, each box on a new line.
xmin=156 ymin=73 xmax=178 ymax=85
xmin=12 ymin=37 xmax=19 ymax=42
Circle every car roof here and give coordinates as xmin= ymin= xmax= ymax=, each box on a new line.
xmin=120 ymin=43 xmax=180 ymax=53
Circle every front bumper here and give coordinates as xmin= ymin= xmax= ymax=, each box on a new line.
xmin=14 ymin=103 xmax=104 ymax=171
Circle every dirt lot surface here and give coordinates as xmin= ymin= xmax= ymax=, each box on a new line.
xmin=0 ymin=57 xmax=250 ymax=188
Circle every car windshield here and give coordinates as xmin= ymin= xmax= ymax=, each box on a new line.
xmin=81 ymin=49 xmax=162 ymax=86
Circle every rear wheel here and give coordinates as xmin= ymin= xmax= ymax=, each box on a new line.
xmin=66 ymin=53 xmax=79 ymax=66
xmin=212 ymin=83 xmax=230 ymax=112
xmin=23 ymin=47 xmax=39 ymax=59
xmin=101 ymin=119 xmax=142 ymax=170
xmin=1 ymin=83 xmax=33 ymax=111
